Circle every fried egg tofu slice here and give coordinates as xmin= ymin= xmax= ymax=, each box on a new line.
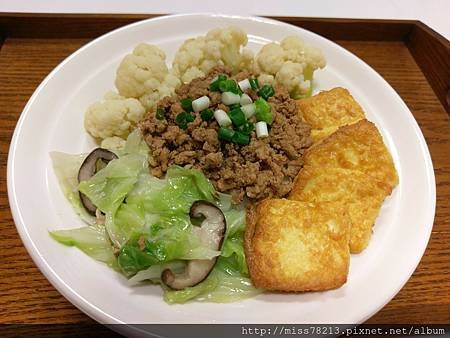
xmin=297 ymin=87 xmax=365 ymax=142
xmin=304 ymin=119 xmax=398 ymax=192
xmin=310 ymin=126 xmax=339 ymax=143
xmin=290 ymin=166 xmax=391 ymax=253
xmin=245 ymin=199 xmax=351 ymax=292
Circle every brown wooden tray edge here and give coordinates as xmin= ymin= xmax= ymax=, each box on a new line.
xmin=0 ymin=13 xmax=419 ymax=40
xmin=0 ymin=13 xmax=448 ymax=113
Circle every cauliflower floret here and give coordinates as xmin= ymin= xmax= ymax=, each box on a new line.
xmin=254 ymin=43 xmax=286 ymax=74
xmin=84 ymin=91 xmax=146 ymax=140
xmin=100 ymin=136 xmax=126 ymax=151
xmin=172 ymin=37 xmax=208 ymax=83
xmin=173 ymin=26 xmax=252 ymax=83
xmin=255 ymin=35 xmax=326 ymax=98
xmin=181 ymin=67 xmax=206 ymax=84
xmin=280 ymin=36 xmax=306 ymax=63
xmin=115 ymin=43 xmax=180 ymax=110
xmin=206 ymin=27 xmax=248 ymax=71
xmin=139 ymin=72 xmax=180 ymax=111
xmin=239 ymin=49 xmax=255 ymax=72
xmin=275 ymin=61 xmax=311 ymax=98
xmin=304 ymin=44 xmax=327 ymax=70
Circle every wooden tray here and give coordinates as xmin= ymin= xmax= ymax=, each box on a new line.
xmin=1 ymin=14 xmax=449 ymax=328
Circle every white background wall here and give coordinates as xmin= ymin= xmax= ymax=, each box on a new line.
xmin=0 ymin=0 xmax=449 ymax=40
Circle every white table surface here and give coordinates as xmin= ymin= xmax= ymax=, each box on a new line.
xmin=0 ymin=0 xmax=449 ymax=41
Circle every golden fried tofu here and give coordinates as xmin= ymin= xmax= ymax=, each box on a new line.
xmin=245 ymin=199 xmax=351 ymax=292
xmin=310 ymin=126 xmax=339 ymax=143
xmin=297 ymin=87 xmax=365 ymax=142
xmin=290 ymin=166 xmax=391 ymax=253
xmin=304 ymin=119 xmax=398 ymax=192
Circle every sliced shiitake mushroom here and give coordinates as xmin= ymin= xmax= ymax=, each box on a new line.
xmin=78 ymin=148 xmax=118 ymax=215
xmin=161 ymin=201 xmax=226 ymax=290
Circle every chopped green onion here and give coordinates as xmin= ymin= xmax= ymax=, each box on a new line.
xmin=186 ymin=114 xmax=195 ymax=122
xmin=219 ymin=79 xmax=239 ymax=94
xmin=232 ymin=131 xmax=250 ymax=145
xmin=241 ymin=103 xmax=256 ymax=118
xmin=255 ymin=98 xmax=273 ymax=125
xmin=180 ymin=98 xmax=193 ymax=112
xmin=155 ymin=107 xmax=165 ymax=120
xmin=258 ymin=84 xmax=275 ymax=100
xmin=214 ymin=109 xmax=232 ymax=127
xmin=210 ymin=74 xmax=227 ymax=91
xmin=240 ymin=93 xmax=253 ymax=106
xmin=177 ymin=122 xmax=188 ymax=130
xmin=249 ymin=78 xmax=260 ymax=90
xmin=237 ymin=122 xmax=255 ymax=135
xmin=200 ymin=108 xmax=214 ymax=121
xmin=222 ymin=92 xmax=241 ymax=105
xmin=175 ymin=112 xmax=194 ymax=129
xmin=218 ymin=127 xmax=235 ymax=142
xmin=256 ymin=121 xmax=269 ymax=138
xmin=238 ymin=78 xmax=251 ymax=91
xmin=228 ymin=103 xmax=241 ymax=110
xmin=175 ymin=112 xmax=186 ymax=125
xmin=229 ymin=108 xmax=246 ymax=126
xmin=218 ymin=81 xmax=228 ymax=92
xmin=192 ymin=95 xmax=210 ymax=112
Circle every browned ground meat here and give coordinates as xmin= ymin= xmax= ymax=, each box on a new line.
xmin=139 ymin=65 xmax=312 ymax=203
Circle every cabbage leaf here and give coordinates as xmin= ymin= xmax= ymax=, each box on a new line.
xmin=50 ymin=151 xmax=96 ymax=226
xmin=50 ymin=130 xmax=262 ymax=303
xmin=49 ymin=224 xmax=117 ymax=268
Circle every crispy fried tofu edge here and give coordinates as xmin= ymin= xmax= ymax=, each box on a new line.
xmin=304 ymin=119 xmax=399 ymax=192
xmin=244 ymin=202 xmax=258 ymax=276
xmin=245 ymin=199 xmax=351 ymax=292
xmin=289 ymin=166 xmax=392 ymax=253
xmin=297 ymin=87 xmax=366 ymax=141
xmin=244 ymin=91 xmax=401 ymax=291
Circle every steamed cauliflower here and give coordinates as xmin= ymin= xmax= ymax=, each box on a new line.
xmin=84 ymin=31 xmax=327 ymax=143
xmin=84 ymin=91 xmax=146 ymax=140
xmin=115 ymin=43 xmax=180 ymax=111
xmin=172 ymin=26 xmax=254 ymax=83
xmin=255 ymin=43 xmax=286 ymax=75
xmin=275 ymin=61 xmax=311 ymax=98
xmin=238 ymin=49 xmax=255 ymax=73
xmin=255 ymin=36 xmax=326 ymax=99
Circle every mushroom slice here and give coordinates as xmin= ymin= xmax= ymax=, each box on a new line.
xmin=161 ymin=201 xmax=226 ymax=290
xmin=77 ymin=148 xmax=118 ymax=215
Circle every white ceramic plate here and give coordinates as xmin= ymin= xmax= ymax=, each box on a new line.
xmin=8 ymin=14 xmax=435 ymax=325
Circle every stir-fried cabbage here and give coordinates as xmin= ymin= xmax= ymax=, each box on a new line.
xmin=49 ymin=130 xmax=261 ymax=303
xmin=49 ymin=224 xmax=117 ymax=268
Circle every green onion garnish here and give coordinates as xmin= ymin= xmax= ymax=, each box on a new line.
xmin=210 ymin=74 xmax=227 ymax=91
xmin=185 ymin=114 xmax=195 ymax=122
xmin=176 ymin=112 xmax=194 ymax=129
xmin=258 ymin=84 xmax=275 ymax=100
xmin=237 ymin=122 xmax=255 ymax=135
xmin=229 ymin=108 xmax=246 ymax=127
xmin=228 ymin=103 xmax=241 ymax=110
xmin=200 ymin=108 xmax=214 ymax=121
xmin=255 ymin=98 xmax=273 ymax=125
xmin=218 ymin=127 xmax=235 ymax=142
xmin=155 ymin=107 xmax=165 ymax=120
xmin=180 ymin=98 xmax=193 ymax=112
xmin=219 ymin=79 xmax=239 ymax=94
xmin=232 ymin=131 xmax=250 ymax=145
xmin=249 ymin=78 xmax=260 ymax=90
